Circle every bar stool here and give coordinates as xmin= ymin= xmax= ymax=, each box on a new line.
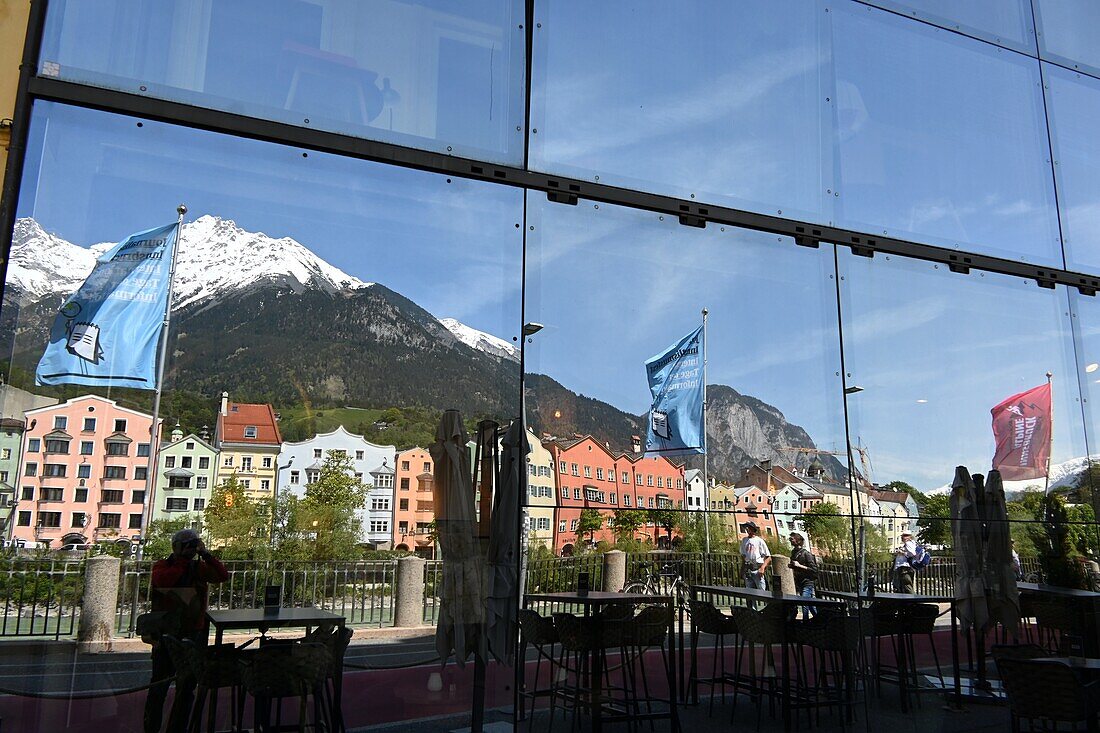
xmin=686 ymin=599 xmax=741 ymax=713
xmin=304 ymin=624 xmax=352 ymax=732
xmin=239 ymin=641 xmax=333 ymax=733
xmin=518 ymin=609 xmax=561 ymax=727
xmin=162 ymin=635 xmax=247 ymax=733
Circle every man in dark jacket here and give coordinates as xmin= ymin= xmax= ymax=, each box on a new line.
xmin=144 ymin=528 xmax=228 ymax=733
xmin=788 ymin=531 xmax=819 ymax=620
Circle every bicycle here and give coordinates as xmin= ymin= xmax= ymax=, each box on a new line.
xmin=623 ymin=559 xmax=690 ymax=607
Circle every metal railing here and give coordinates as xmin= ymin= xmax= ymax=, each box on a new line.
xmin=0 ymin=559 xmax=82 ymax=638
xmin=117 ymin=560 xmax=397 ymax=637
xmin=423 ymin=559 xmax=443 ymax=624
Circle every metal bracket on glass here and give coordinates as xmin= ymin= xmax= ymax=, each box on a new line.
xmin=677 ymin=214 xmax=706 ymax=229
xmin=546 ymin=190 xmax=578 ymax=206
xmin=849 ymin=244 xmax=874 ymax=258
xmin=794 ymin=235 xmax=820 ymax=249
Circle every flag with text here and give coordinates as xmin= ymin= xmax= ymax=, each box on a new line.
xmin=991 ymin=382 xmax=1052 ymax=481
xmin=645 ymin=325 xmax=705 ymax=456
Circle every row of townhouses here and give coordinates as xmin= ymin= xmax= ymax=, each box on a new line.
xmin=0 ymin=388 xmax=917 ymax=555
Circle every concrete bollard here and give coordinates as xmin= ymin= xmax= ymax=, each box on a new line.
xmin=79 ymin=555 xmax=121 ymax=652
xmin=770 ymin=555 xmax=796 ymax=595
xmin=394 ymin=555 xmax=427 ymax=628
xmin=602 ymin=550 xmax=626 ymax=592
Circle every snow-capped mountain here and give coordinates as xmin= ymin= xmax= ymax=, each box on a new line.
xmin=927 ymin=455 xmax=1093 ymax=496
xmin=9 ymin=216 xmax=516 ymax=362
xmin=439 ymin=318 xmax=519 ymax=362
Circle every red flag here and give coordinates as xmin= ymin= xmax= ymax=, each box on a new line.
xmin=991 ymin=383 xmax=1052 ymax=481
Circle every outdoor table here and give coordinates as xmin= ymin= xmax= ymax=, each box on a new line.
xmin=1018 ymin=583 xmax=1100 ymax=657
xmin=822 ymin=591 xmax=962 ymax=712
xmin=207 ymin=608 xmax=347 ymax=730
xmin=692 ymin=585 xmax=846 ymax=733
xmin=523 ymin=592 xmax=680 ymax=733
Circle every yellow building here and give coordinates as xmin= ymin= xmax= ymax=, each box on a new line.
xmin=0 ymin=0 xmax=29 ymax=175
xmin=213 ymin=393 xmax=281 ymax=499
xmin=526 ymin=430 xmax=555 ymax=549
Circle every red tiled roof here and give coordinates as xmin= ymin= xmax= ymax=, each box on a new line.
xmin=216 ymin=402 xmax=281 ymax=445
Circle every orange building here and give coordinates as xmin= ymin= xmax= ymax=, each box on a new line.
xmin=391 ymin=447 xmax=435 ymax=556
xmin=546 ymin=435 xmax=686 ymax=555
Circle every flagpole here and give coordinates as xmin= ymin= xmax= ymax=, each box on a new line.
xmin=702 ymin=308 xmax=711 ymax=559
xmin=1044 ymin=371 xmax=1054 ymax=494
xmin=138 ymin=204 xmax=186 ymax=558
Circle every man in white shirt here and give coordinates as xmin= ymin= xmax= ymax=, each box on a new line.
xmin=893 ymin=531 xmax=917 ymax=593
xmin=740 ymin=520 xmax=772 ymax=591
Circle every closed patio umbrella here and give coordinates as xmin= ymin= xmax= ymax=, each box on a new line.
xmin=951 ymin=466 xmax=988 ymax=633
xmin=431 ymin=409 xmax=486 ymax=668
xmin=983 ymin=469 xmax=1020 ymax=637
xmin=486 ymin=419 xmax=527 ymax=665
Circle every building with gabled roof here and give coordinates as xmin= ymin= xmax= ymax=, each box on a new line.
xmin=151 ymin=423 xmax=218 ymax=531
xmin=214 ymin=392 xmax=282 ymax=499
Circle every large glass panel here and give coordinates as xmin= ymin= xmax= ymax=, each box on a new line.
xmin=1 ymin=101 xmax=520 ymax=730
xmin=530 ymin=0 xmax=833 ymax=226
xmin=1035 ymin=0 xmax=1100 ymax=77
xmin=863 ymin=0 xmax=1036 ymax=54
xmin=831 ymin=1 xmax=1062 ymax=265
xmin=40 ymin=0 xmax=525 ymax=163
xmin=1044 ymin=63 xmax=1100 ymax=273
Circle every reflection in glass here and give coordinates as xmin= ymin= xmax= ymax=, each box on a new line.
xmin=40 ymin=0 xmax=525 ymax=162
xmin=524 ymin=193 xmax=850 ymax=559
xmin=1034 ymin=0 xmax=1100 ymax=76
xmin=1043 ymin=63 xmax=1100 ymax=273
xmin=838 ymin=252 xmax=1085 ymax=496
xmin=863 ymin=0 xmax=1036 ymax=53
xmin=832 ymin=2 xmax=1061 ymax=265
xmin=530 ymin=0 xmax=832 ymax=224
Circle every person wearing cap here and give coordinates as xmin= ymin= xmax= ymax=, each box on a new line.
xmin=788 ymin=531 xmax=819 ymax=619
xmin=144 ymin=529 xmax=228 ymax=733
xmin=893 ymin=530 xmax=918 ymax=594
xmin=739 ymin=520 xmax=772 ymax=591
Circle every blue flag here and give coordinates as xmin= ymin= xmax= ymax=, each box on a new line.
xmin=36 ymin=222 xmax=179 ymax=390
xmin=645 ymin=325 xmax=705 ymax=456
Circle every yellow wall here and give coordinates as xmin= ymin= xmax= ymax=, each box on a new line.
xmin=0 ymin=0 xmax=29 ymax=177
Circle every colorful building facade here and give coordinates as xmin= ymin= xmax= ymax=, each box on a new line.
xmin=151 ymin=424 xmax=219 ymax=531
xmin=525 ymin=429 xmax=555 ymax=549
xmin=391 ymin=447 xmax=435 ymax=556
xmin=214 ymin=392 xmax=281 ymax=499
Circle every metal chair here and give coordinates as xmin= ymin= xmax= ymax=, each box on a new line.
xmin=996 ymin=657 xmax=1099 ymax=732
xmin=304 ymin=624 xmax=352 ymax=732
xmin=686 ymin=598 xmax=741 ymax=713
xmin=518 ymin=609 xmax=561 ymax=728
xmin=239 ymin=641 xmax=333 ymax=733
xmin=162 ymin=635 xmax=247 ymax=733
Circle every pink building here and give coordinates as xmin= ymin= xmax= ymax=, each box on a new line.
xmin=10 ymin=395 xmax=157 ymax=549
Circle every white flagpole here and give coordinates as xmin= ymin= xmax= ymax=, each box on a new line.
xmin=138 ymin=204 xmax=186 ymax=558
xmin=702 ymin=308 xmax=711 ymax=558
xmin=1044 ymin=371 xmax=1054 ymax=494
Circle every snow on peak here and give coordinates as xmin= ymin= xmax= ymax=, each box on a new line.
xmin=926 ymin=454 xmax=1092 ymax=496
xmin=9 ymin=216 xmax=372 ymax=308
xmin=439 ymin=318 xmax=518 ymax=361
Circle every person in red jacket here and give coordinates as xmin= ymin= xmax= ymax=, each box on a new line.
xmin=144 ymin=528 xmax=228 ymax=733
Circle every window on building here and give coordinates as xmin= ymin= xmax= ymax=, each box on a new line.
xmin=529 ymin=464 xmax=537 ymax=476
xmin=623 ymin=494 xmax=631 ymax=507
xmin=82 ymin=417 xmax=96 ymax=432
xmin=164 ymin=456 xmax=176 ymax=469
xmin=98 ymin=514 xmax=121 ymax=529
xmin=198 ymin=457 xmax=209 ymax=470
xmin=657 ymin=477 xmax=663 ymax=488
xmin=240 ymin=456 xmax=252 ymax=471
xmin=560 ymin=486 xmax=568 ymax=499
xmin=244 ymin=426 xmax=257 ymax=438
xmin=0 ymin=448 xmax=8 ymax=461
xmin=423 ymin=462 xmax=431 ymax=473
xmin=180 ymin=456 xmax=192 ymax=469
xmin=23 ymin=463 xmax=36 ymax=477
xmin=44 ymin=439 xmax=69 ymax=454
xmin=27 ymin=438 xmax=39 ymax=453
xmin=583 ymin=466 xmax=592 ymax=478
xmin=371 ymin=498 xmax=391 ymax=511
xmin=241 ymin=480 xmax=251 ymax=490
xmin=53 ymin=416 xmax=67 ymax=430
xmin=260 ymin=480 xmax=270 ymax=492
xmin=127 ymin=514 xmax=142 ymax=529
xmin=635 ymin=474 xmax=642 ymax=485
xmin=223 ymin=456 xmax=233 ymax=467
xmin=166 ymin=497 xmax=189 ymax=511
xmin=75 ymin=488 xmax=87 ymax=502
xmin=72 ymin=512 xmax=86 ymax=527
xmin=103 ymin=466 xmax=126 ymax=480
xmin=113 ymin=419 xmax=127 ymax=433
xmin=610 ymin=493 xmax=618 ymax=504
xmin=185 ymin=442 xmax=194 ymax=450
xmin=400 ymin=478 xmax=410 ymax=490
xmin=398 ymin=521 xmax=408 ymax=534
xmin=168 ymin=476 xmax=191 ymax=489
xmin=401 ymin=461 xmax=410 ymax=471
xmin=38 ymin=511 xmax=61 ymax=528
xmin=573 ymin=488 xmax=581 ymax=500
xmin=43 ymin=464 xmax=66 ymax=478
xmin=355 ymin=451 xmax=364 ymax=460
xmin=262 ymin=456 xmax=272 ymax=469
xmin=194 ymin=498 xmax=205 ymax=510
xmin=79 ymin=441 xmax=93 ymax=455
xmin=106 ymin=442 xmax=128 ymax=456
xmin=102 ymin=489 xmax=124 ymax=503
xmin=132 ymin=490 xmax=145 ymax=505
xmin=17 ymin=511 xmax=30 ymax=526
xmin=559 ymin=461 xmax=567 ymax=473
xmin=595 ymin=468 xmax=603 ymax=480
xmin=558 ymin=521 xmax=566 ymax=533
xmin=40 ymin=487 xmax=63 ymax=501
xmin=135 ymin=467 xmax=147 ymax=481
xmin=196 ymin=477 xmax=207 ymax=490
xmin=399 ymin=499 xmax=409 ymax=511
xmin=137 ymin=443 xmax=150 ymax=457
xmin=570 ymin=463 xmax=579 ymax=476
xmin=647 ymin=475 xmax=654 ymax=486
xmin=290 ymin=470 xmax=300 ymax=484
xmin=569 ymin=519 xmax=578 ymax=532
xmin=305 ymin=471 xmax=318 ymax=484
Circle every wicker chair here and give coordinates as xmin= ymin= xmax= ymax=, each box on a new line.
xmin=896 ymin=603 xmax=945 ymax=701
xmin=729 ymin=606 xmax=785 ymax=728
xmin=518 ymin=609 xmax=561 ymax=727
xmin=551 ymin=612 xmax=632 ymax=729
xmin=788 ymin=611 xmax=861 ymax=728
xmin=303 ymin=624 xmax=352 ymax=732
xmin=239 ymin=641 xmax=333 ymax=733
xmin=686 ymin=599 xmax=741 ymax=713
xmin=162 ymin=635 xmax=246 ymax=733
xmin=996 ymin=658 xmax=1099 ymax=732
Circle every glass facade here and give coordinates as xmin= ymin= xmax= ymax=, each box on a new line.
xmin=3 ymin=1 xmax=1100 ymax=731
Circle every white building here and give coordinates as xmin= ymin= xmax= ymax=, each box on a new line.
xmin=684 ymin=468 xmax=707 ymax=511
xmin=277 ymin=426 xmax=396 ymax=547
xmin=525 ymin=430 xmax=555 ymax=549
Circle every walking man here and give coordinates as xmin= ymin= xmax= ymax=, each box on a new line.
xmin=144 ymin=529 xmax=228 ymax=733
xmin=893 ymin=530 xmax=917 ymax=594
xmin=788 ymin=531 xmax=818 ymax=619
xmin=740 ymin=520 xmax=772 ymax=591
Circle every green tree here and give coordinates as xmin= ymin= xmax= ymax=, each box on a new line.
xmin=674 ymin=512 xmax=737 ymax=553
xmin=298 ymin=452 xmax=369 ymax=561
xmin=611 ymin=509 xmax=647 ymax=545
xmin=204 ymin=475 xmax=267 ymax=559
xmin=1029 ymin=493 xmax=1088 ymax=588
xmin=575 ymin=508 xmax=604 ymax=547
xmin=646 ymin=507 xmax=678 ymax=547
xmin=143 ymin=517 xmax=193 ymax=560
xmin=916 ymin=494 xmax=951 ymax=547
xmin=797 ymin=503 xmax=849 ymax=556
